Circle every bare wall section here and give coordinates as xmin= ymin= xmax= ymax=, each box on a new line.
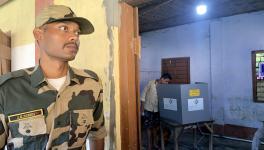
xmin=0 ymin=0 xmax=35 ymax=70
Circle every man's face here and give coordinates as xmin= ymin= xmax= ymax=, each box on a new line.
xmin=160 ymin=78 xmax=170 ymax=84
xmin=37 ymin=21 xmax=81 ymax=61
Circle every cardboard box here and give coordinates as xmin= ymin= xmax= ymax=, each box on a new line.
xmin=0 ymin=29 xmax=10 ymax=46
xmin=0 ymin=44 xmax=11 ymax=60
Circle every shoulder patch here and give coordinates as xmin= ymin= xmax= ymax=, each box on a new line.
xmin=71 ymin=67 xmax=99 ymax=81
xmin=83 ymin=69 xmax=99 ymax=81
xmin=24 ymin=66 xmax=37 ymax=75
xmin=0 ymin=69 xmax=27 ymax=86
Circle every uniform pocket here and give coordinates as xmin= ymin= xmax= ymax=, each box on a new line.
xmin=9 ymin=116 xmax=47 ymax=137
xmin=69 ymin=109 xmax=94 ymax=148
xmin=7 ymin=115 xmax=48 ymax=149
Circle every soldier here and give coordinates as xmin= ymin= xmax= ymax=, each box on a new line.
xmin=0 ymin=5 xmax=106 ymax=150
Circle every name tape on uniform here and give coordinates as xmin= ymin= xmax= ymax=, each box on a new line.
xmin=8 ymin=109 xmax=43 ymax=123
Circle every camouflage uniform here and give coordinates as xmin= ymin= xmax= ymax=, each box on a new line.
xmin=0 ymin=65 xmax=106 ymax=150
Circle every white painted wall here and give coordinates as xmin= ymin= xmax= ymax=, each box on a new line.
xmin=141 ymin=10 xmax=264 ymax=128
xmin=11 ymin=43 xmax=35 ymax=71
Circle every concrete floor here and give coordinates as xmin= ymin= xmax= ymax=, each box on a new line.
xmin=141 ymin=128 xmax=264 ymax=150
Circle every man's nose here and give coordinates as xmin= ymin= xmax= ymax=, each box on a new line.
xmin=69 ymin=32 xmax=79 ymax=42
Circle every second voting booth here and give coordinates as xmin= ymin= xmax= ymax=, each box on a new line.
xmin=157 ymin=83 xmax=213 ymax=150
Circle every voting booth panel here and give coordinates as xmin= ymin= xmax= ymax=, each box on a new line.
xmin=157 ymin=84 xmax=212 ymax=124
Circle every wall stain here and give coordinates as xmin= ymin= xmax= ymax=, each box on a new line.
xmin=103 ymin=1 xmax=118 ymax=149
xmin=228 ymin=97 xmax=256 ymax=121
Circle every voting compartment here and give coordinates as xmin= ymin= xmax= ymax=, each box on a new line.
xmin=157 ymin=84 xmax=211 ymax=124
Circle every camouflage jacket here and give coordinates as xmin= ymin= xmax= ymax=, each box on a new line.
xmin=0 ymin=65 xmax=106 ymax=150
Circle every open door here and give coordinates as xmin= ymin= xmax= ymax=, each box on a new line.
xmin=119 ymin=2 xmax=141 ymax=150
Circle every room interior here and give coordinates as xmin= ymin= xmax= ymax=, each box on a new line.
xmin=124 ymin=0 xmax=264 ymax=149
xmin=1 ymin=0 xmax=264 ymax=149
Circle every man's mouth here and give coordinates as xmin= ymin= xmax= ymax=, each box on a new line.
xmin=64 ymin=43 xmax=79 ymax=51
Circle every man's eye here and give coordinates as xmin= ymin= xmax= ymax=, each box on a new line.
xmin=58 ymin=26 xmax=68 ymax=31
xmin=75 ymin=31 xmax=81 ymax=35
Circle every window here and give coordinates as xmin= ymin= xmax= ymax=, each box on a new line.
xmin=162 ymin=57 xmax=190 ymax=84
xmin=252 ymin=50 xmax=264 ymax=102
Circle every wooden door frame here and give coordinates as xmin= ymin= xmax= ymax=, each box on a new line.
xmin=119 ymin=2 xmax=141 ymax=150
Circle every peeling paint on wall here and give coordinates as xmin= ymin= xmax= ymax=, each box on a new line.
xmin=228 ymin=97 xmax=264 ymax=122
xmin=102 ymin=0 xmax=120 ymax=149
xmin=228 ymin=97 xmax=255 ymax=120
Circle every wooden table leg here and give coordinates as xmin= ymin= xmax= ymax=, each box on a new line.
xmin=174 ymin=127 xmax=183 ymax=150
xmin=160 ymin=123 xmax=165 ymax=150
xmin=205 ymin=122 xmax=214 ymax=150
xmin=174 ymin=127 xmax=178 ymax=150
xmin=209 ymin=123 xmax=213 ymax=150
xmin=193 ymin=125 xmax=197 ymax=149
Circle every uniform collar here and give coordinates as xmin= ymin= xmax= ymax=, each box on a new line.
xmin=30 ymin=65 xmax=82 ymax=87
xmin=30 ymin=65 xmax=96 ymax=87
xmin=30 ymin=66 xmax=45 ymax=87
xmin=68 ymin=67 xmax=80 ymax=84
xmin=70 ymin=67 xmax=98 ymax=81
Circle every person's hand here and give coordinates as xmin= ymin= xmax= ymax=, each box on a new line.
xmin=140 ymin=103 xmax=144 ymax=115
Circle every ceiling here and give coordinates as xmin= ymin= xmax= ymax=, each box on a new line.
xmin=124 ymin=0 xmax=264 ymax=33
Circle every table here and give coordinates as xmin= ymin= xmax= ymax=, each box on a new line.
xmin=160 ymin=119 xmax=214 ymax=150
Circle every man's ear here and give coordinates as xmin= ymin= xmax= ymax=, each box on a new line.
xmin=33 ymin=27 xmax=44 ymax=41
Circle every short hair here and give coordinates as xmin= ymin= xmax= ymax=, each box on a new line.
xmin=160 ymin=73 xmax=172 ymax=80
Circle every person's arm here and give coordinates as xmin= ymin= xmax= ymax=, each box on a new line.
xmin=140 ymin=81 xmax=152 ymax=113
xmin=89 ymin=138 xmax=104 ymax=150
xmin=140 ymin=81 xmax=152 ymax=102
xmin=0 ymin=116 xmax=6 ymax=150
xmin=0 ymin=90 xmax=7 ymax=150
xmin=88 ymin=80 xmax=107 ymax=150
